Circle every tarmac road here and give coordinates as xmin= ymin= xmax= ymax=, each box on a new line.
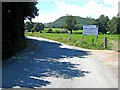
xmin=2 ymin=36 xmax=118 ymax=88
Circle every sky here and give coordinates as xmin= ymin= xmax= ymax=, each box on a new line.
xmin=30 ymin=0 xmax=120 ymax=23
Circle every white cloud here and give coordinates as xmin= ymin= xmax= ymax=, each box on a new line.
xmin=31 ymin=0 xmax=119 ymax=23
xmin=104 ymin=0 xmax=119 ymax=5
xmin=32 ymin=14 xmax=62 ymax=23
xmin=55 ymin=0 xmax=119 ymax=19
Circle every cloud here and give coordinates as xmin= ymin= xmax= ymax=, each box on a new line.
xmin=55 ymin=0 xmax=119 ymax=19
xmin=31 ymin=0 xmax=119 ymax=23
xmin=104 ymin=0 xmax=119 ymax=5
xmin=32 ymin=14 xmax=62 ymax=23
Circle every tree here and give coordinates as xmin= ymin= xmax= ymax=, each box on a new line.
xmin=64 ymin=15 xmax=77 ymax=37
xmin=33 ymin=23 xmax=44 ymax=32
xmin=2 ymin=2 xmax=39 ymax=60
xmin=25 ymin=22 xmax=33 ymax=32
xmin=107 ymin=17 xmax=118 ymax=34
xmin=74 ymin=24 xmax=83 ymax=30
xmin=95 ymin=15 xmax=109 ymax=34
xmin=117 ymin=17 xmax=120 ymax=34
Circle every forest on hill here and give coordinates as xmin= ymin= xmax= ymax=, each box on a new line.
xmin=45 ymin=16 xmax=95 ymax=29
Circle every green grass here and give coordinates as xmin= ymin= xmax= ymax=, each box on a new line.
xmin=44 ymin=28 xmax=62 ymax=32
xmin=25 ymin=32 xmax=118 ymax=50
xmin=72 ymin=30 xmax=83 ymax=33
xmin=44 ymin=28 xmax=83 ymax=33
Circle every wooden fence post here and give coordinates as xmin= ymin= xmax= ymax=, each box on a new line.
xmin=104 ymin=37 xmax=107 ymax=48
xmin=92 ymin=39 xmax=94 ymax=43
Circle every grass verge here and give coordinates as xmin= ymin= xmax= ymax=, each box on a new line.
xmin=25 ymin=32 xmax=118 ymax=50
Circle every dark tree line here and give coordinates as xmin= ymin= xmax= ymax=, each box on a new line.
xmin=25 ymin=22 xmax=44 ymax=32
xmin=64 ymin=14 xmax=119 ymax=34
xmin=94 ymin=15 xmax=120 ymax=34
xmin=61 ymin=14 xmax=120 ymax=38
xmin=2 ymin=2 xmax=39 ymax=60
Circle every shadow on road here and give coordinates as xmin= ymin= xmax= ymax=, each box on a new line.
xmin=2 ymin=38 xmax=91 ymax=88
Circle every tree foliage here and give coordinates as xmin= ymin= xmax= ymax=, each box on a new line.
xmin=25 ymin=22 xmax=44 ymax=32
xmin=25 ymin=22 xmax=33 ymax=32
xmin=117 ymin=17 xmax=120 ymax=34
xmin=94 ymin=15 xmax=109 ymax=34
xmin=45 ymin=16 xmax=95 ymax=29
xmin=2 ymin=2 xmax=39 ymax=60
xmin=107 ymin=17 xmax=118 ymax=34
xmin=94 ymin=15 xmax=119 ymax=34
xmin=64 ymin=15 xmax=77 ymax=34
xmin=33 ymin=23 xmax=44 ymax=32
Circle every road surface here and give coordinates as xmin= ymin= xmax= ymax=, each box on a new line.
xmin=2 ymin=36 xmax=118 ymax=88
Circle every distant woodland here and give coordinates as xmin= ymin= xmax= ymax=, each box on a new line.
xmin=26 ymin=15 xmax=120 ymax=34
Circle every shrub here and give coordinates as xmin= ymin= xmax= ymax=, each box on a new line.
xmin=55 ymin=30 xmax=60 ymax=33
xmin=40 ymin=30 xmax=42 ymax=33
xmin=46 ymin=28 xmax=53 ymax=33
xmin=32 ymin=30 xmax=34 ymax=33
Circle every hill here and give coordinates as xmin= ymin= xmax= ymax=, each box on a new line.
xmin=45 ymin=16 xmax=95 ymax=29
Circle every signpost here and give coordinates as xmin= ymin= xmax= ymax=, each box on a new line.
xmin=82 ymin=25 xmax=98 ymax=39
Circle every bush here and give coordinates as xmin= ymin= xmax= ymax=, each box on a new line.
xmin=32 ymin=30 xmax=34 ymax=33
xmin=55 ymin=30 xmax=60 ymax=33
xmin=46 ymin=29 xmax=53 ymax=33
xmin=40 ymin=30 xmax=42 ymax=33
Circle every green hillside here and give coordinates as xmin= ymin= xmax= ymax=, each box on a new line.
xmin=45 ymin=16 xmax=95 ymax=28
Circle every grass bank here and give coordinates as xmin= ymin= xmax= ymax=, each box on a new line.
xmin=25 ymin=32 xmax=118 ymax=50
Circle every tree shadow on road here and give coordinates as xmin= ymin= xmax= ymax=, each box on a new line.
xmin=2 ymin=38 xmax=91 ymax=88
